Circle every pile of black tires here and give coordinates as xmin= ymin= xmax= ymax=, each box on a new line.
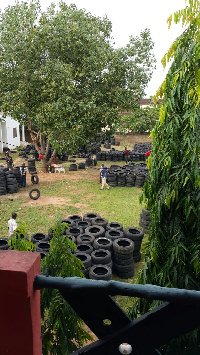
xmin=0 ymin=166 xmax=18 ymax=195
xmin=107 ymin=163 xmax=148 ymax=188
xmin=1 ymin=213 xmax=144 ymax=281
xmin=33 ymin=213 xmax=144 ymax=280
xmin=139 ymin=208 xmax=151 ymax=234
xmin=96 ymin=149 xmax=146 ymax=162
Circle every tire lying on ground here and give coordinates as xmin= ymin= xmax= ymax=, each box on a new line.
xmin=75 ymin=243 xmax=93 ymax=255
xmin=91 ymin=249 xmax=111 ymax=265
xmin=113 ymin=238 xmax=134 ymax=254
xmin=75 ymin=252 xmax=92 ymax=269
xmin=106 ymin=222 xmax=123 ymax=231
xmin=83 ymin=213 xmax=101 ymax=223
xmin=89 ymin=264 xmax=112 ymax=281
xmin=92 ymin=217 xmax=108 ymax=229
xmin=0 ymin=238 xmax=9 ymax=250
xmin=31 ymin=233 xmax=49 ymax=244
xmin=76 ymin=233 xmax=95 ymax=245
xmin=67 ymin=215 xmax=82 ymax=223
xmin=75 ymin=220 xmax=91 ymax=231
xmin=31 ymin=174 xmax=39 ymax=184
xmin=105 ymin=229 xmax=124 ymax=241
xmin=29 ymin=188 xmax=40 ymax=200
xmin=93 ymin=237 xmax=113 ymax=252
xmin=85 ymin=225 xmax=105 ymax=238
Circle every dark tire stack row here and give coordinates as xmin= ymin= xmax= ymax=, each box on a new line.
xmin=5 ymin=171 xmax=18 ymax=194
xmin=0 ymin=168 xmax=7 ymax=195
xmin=28 ymin=158 xmax=37 ymax=175
xmin=69 ymin=164 xmax=77 ymax=171
xmin=139 ymin=208 xmax=151 ymax=234
xmin=13 ymin=167 xmax=21 ymax=186
xmin=112 ymin=238 xmax=135 ymax=279
xmin=78 ymin=162 xmax=86 ymax=169
xmin=124 ymin=227 xmax=144 ymax=262
xmin=107 ymin=164 xmax=147 ymax=188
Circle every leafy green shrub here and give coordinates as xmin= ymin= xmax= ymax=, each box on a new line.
xmin=40 ymin=226 xmax=92 ymax=354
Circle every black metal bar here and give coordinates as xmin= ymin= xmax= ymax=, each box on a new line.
xmin=34 ymin=275 xmax=200 ymax=305
xmin=34 ymin=276 xmax=200 ymax=354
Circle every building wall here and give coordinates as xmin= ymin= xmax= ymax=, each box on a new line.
xmin=0 ymin=114 xmax=20 ymax=152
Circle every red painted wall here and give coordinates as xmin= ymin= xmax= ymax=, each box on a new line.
xmin=0 ymin=250 xmax=42 ymax=355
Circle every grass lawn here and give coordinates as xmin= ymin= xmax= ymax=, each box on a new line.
xmin=0 ymin=133 xmax=150 ymax=313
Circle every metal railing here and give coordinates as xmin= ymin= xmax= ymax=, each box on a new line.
xmin=34 ymin=276 xmax=200 ymax=354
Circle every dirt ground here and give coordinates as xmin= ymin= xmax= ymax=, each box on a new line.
xmin=0 ymin=133 xmax=151 ymax=209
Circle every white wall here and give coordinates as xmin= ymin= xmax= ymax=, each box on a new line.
xmin=0 ymin=114 xmax=20 ymax=153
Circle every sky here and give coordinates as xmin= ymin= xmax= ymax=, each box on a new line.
xmin=1 ymin=0 xmax=187 ymax=97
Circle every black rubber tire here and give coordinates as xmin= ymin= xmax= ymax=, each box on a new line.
xmin=93 ymin=237 xmax=113 ymax=251
xmin=31 ymin=174 xmax=39 ymax=184
xmin=36 ymin=241 xmax=50 ymax=252
xmin=113 ymin=238 xmax=134 ymax=254
xmin=75 ymin=220 xmax=91 ymax=231
xmin=81 ymin=267 xmax=90 ymax=278
xmin=0 ymin=238 xmax=9 ymax=250
xmin=66 ymin=235 xmax=76 ymax=245
xmin=113 ymin=262 xmax=134 ymax=273
xmin=113 ymin=255 xmax=134 ymax=265
xmin=113 ymin=251 xmax=134 ymax=260
xmin=133 ymin=252 xmax=142 ymax=262
xmin=76 ymin=233 xmax=95 ymax=245
xmin=37 ymin=250 xmax=48 ymax=259
xmin=67 ymin=215 xmax=82 ymax=223
xmin=75 ymin=252 xmax=92 ymax=269
xmin=29 ymin=188 xmax=40 ymax=200
xmin=65 ymin=227 xmax=84 ymax=238
xmin=83 ymin=213 xmax=101 ymax=223
xmin=91 ymin=249 xmax=111 ymax=265
xmin=106 ymin=222 xmax=123 ymax=231
xmin=92 ymin=217 xmax=108 ymax=229
xmin=105 ymin=229 xmax=124 ymax=241
xmin=124 ymin=227 xmax=144 ymax=241
xmin=114 ymin=269 xmax=134 ymax=279
xmin=31 ymin=233 xmax=49 ymax=244
xmin=75 ymin=243 xmax=93 ymax=255
xmin=85 ymin=225 xmax=105 ymax=238
xmin=89 ymin=264 xmax=112 ymax=281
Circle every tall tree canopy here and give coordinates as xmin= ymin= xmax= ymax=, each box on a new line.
xmin=0 ymin=0 xmax=155 ymax=169
xmin=131 ymin=0 xmax=200 ymax=353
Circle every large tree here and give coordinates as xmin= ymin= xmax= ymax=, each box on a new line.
xmin=0 ymin=1 xmax=155 ymax=170
xmin=131 ymin=1 xmax=200 ymax=353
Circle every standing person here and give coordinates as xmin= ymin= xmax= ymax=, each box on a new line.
xmin=5 ymin=148 xmax=13 ymax=169
xmin=7 ymin=212 xmax=18 ymax=237
xmin=124 ymin=147 xmax=129 ymax=164
xmin=100 ymin=164 xmax=110 ymax=190
xmin=20 ymin=163 xmax=27 ymax=187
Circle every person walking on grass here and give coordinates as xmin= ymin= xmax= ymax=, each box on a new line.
xmin=100 ymin=164 xmax=110 ymax=190
xmin=20 ymin=163 xmax=27 ymax=187
xmin=124 ymin=147 xmax=129 ymax=164
xmin=7 ymin=212 xmax=17 ymax=237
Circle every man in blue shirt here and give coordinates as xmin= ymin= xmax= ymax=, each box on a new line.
xmin=100 ymin=164 xmax=110 ymax=190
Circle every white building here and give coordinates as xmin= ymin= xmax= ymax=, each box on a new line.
xmin=0 ymin=113 xmax=26 ymax=153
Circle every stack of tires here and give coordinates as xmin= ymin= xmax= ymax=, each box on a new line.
xmin=139 ymin=208 xmax=151 ymax=234
xmin=135 ymin=173 xmax=145 ymax=188
xmin=0 ymin=168 xmax=7 ymax=195
xmin=112 ymin=238 xmax=135 ymax=279
xmin=124 ymin=227 xmax=144 ymax=262
xmin=28 ymin=158 xmax=37 ymax=175
xmin=117 ymin=173 xmax=126 ymax=187
xmin=5 ymin=171 xmax=18 ymax=194
xmin=78 ymin=162 xmax=86 ymax=169
xmin=107 ymin=172 xmax=117 ymax=187
xmin=69 ymin=164 xmax=77 ymax=171
xmin=31 ymin=233 xmax=50 ymax=259
xmin=85 ymin=158 xmax=93 ymax=167
xmin=13 ymin=167 xmax=21 ymax=186
xmin=126 ymin=173 xmax=136 ymax=187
